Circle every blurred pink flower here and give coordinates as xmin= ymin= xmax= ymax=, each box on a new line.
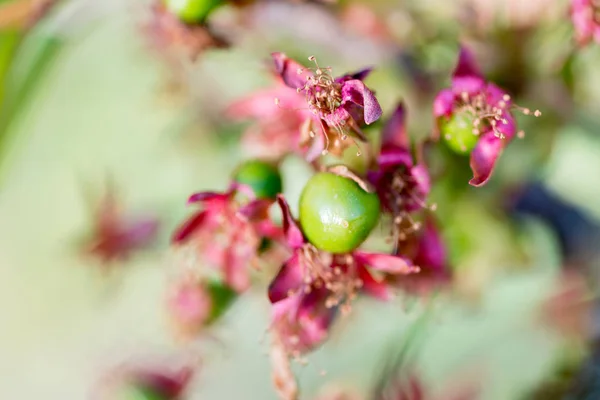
xmin=172 ymin=183 xmax=281 ymax=292
xmin=571 ymin=0 xmax=600 ymax=46
xmin=268 ymin=196 xmax=418 ymax=356
xmin=433 ymin=46 xmax=539 ymax=186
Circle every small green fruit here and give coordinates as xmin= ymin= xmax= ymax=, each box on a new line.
xmin=299 ymin=172 xmax=380 ymax=254
xmin=439 ymin=111 xmax=479 ymax=155
xmin=164 ymin=0 xmax=223 ymax=24
xmin=233 ymin=160 xmax=283 ymax=200
xmin=118 ymin=385 xmax=164 ymax=400
xmin=205 ymin=279 xmax=238 ymax=324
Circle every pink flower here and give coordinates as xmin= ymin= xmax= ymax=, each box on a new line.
xmin=85 ymin=189 xmax=159 ymax=265
xmin=268 ymin=196 xmax=418 ymax=356
xmin=367 ymin=102 xmax=432 ymax=243
xmin=272 ymin=52 xmax=382 ymax=157
xmin=172 ymin=183 xmax=281 ymax=292
xmin=226 ymin=77 xmax=313 ymax=161
xmin=433 ymin=46 xmax=540 ymax=187
xmin=572 ymin=0 xmax=600 ymax=46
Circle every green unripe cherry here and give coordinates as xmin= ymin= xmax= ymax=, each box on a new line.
xmin=205 ymin=279 xmax=237 ymax=324
xmin=233 ymin=160 xmax=283 ymax=200
xmin=439 ymin=110 xmax=479 ymax=155
xmin=118 ymin=385 xmax=164 ymax=400
xmin=164 ymin=0 xmax=224 ymax=24
xmin=299 ymin=172 xmax=380 ymax=254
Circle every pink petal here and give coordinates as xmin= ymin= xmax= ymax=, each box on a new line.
xmin=411 ymin=164 xmax=431 ymax=199
xmin=272 ymin=52 xmax=313 ymax=90
xmin=276 ymin=195 xmax=305 ymax=249
xmin=187 ymin=191 xmax=228 ymax=205
xmin=340 ymin=79 xmax=382 ymax=125
xmin=172 ymin=211 xmax=208 ymax=243
xmin=469 ymin=131 xmax=505 ymax=187
xmin=357 ymin=265 xmax=392 ymax=300
xmin=239 ymin=199 xmax=272 ymax=220
xmin=123 ymin=218 xmax=159 ymax=247
xmin=335 ymin=67 xmax=373 ymax=83
xmin=382 ymin=102 xmax=409 ymax=149
xmin=268 ymin=253 xmax=304 ymax=303
xmin=353 ymin=251 xmax=417 ymax=274
xmin=433 ymin=89 xmax=455 ymax=118
xmin=414 ymin=217 xmax=447 ymax=273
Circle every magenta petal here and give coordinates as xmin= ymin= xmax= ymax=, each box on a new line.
xmin=239 ymin=199 xmax=271 ymax=219
xmin=353 ymin=251 xmax=416 ymax=274
xmin=297 ymin=288 xmax=336 ymax=337
xmin=268 ymin=253 xmax=304 ymax=303
xmin=276 ymin=195 xmax=305 ymax=248
xmin=187 ymin=191 xmax=228 ymax=205
xmin=382 ymin=102 xmax=409 ymax=149
xmin=335 ymin=67 xmax=373 ymax=83
xmin=377 ymin=146 xmax=413 ymax=168
xmin=137 ymin=367 xmax=193 ymax=399
xmin=469 ymin=131 xmax=504 ymax=187
xmin=411 ymin=164 xmax=431 ymax=198
xmin=341 ymin=79 xmax=382 ymax=124
xmin=433 ymin=89 xmax=455 ymax=118
xmin=453 ymin=46 xmax=484 ymax=81
xmin=414 ymin=217 xmax=447 ymax=273
xmin=304 ymin=124 xmax=326 ymax=162
xmin=357 ymin=265 xmax=392 ymax=301
xmin=172 ymin=211 xmax=208 ymax=243
xmin=272 ymin=52 xmax=312 ymax=90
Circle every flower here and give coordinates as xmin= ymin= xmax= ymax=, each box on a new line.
xmin=268 ymin=196 xmax=418 ymax=357
xmin=272 ymin=52 xmax=382 ymax=157
xmin=391 ymin=216 xmax=450 ymax=296
xmin=84 ymin=188 xmax=159 ymax=265
xmin=367 ymin=102 xmax=432 ymax=244
xmin=172 ymin=183 xmax=281 ymax=292
xmin=433 ymin=46 xmax=540 ymax=187
xmin=572 ymin=0 xmax=600 ymax=46
xmin=226 ymin=77 xmax=313 ymax=161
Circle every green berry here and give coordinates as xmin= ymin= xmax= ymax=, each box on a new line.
xmin=299 ymin=172 xmax=380 ymax=254
xmin=233 ymin=160 xmax=283 ymax=200
xmin=439 ymin=111 xmax=479 ymax=155
xmin=205 ymin=279 xmax=237 ymax=324
xmin=118 ymin=385 xmax=164 ymax=400
xmin=164 ymin=0 xmax=224 ymax=24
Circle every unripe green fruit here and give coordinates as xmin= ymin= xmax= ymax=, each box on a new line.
xmin=119 ymin=385 xmax=164 ymax=400
xmin=299 ymin=172 xmax=380 ymax=254
xmin=205 ymin=279 xmax=237 ymax=324
xmin=232 ymin=160 xmax=283 ymax=200
xmin=164 ymin=0 xmax=224 ymax=24
xmin=439 ymin=111 xmax=479 ymax=155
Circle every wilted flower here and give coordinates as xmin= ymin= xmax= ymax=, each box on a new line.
xmin=268 ymin=196 xmax=418 ymax=357
xmin=272 ymin=52 xmax=382 ymax=157
xmin=97 ymin=361 xmax=194 ymax=400
xmin=433 ymin=46 xmax=540 ymax=186
xmin=145 ymin=1 xmax=228 ymax=61
xmin=367 ymin=102 xmax=432 ymax=245
xmin=84 ymin=188 xmax=159 ymax=265
xmin=172 ymin=183 xmax=280 ymax=292
xmin=572 ymin=0 xmax=600 ymax=46
xmin=167 ymin=273 xmax=238 ymax=341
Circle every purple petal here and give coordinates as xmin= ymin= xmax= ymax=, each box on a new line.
xmin=268 ymin=253 xmax=304 ymax=303
xmin=172 ymin=211 xmax=208 ymax=243
xmin=382 ymin=102 xmax=409 ymax=149
xmin=469 ymin=131 xmax=505 ymax=187
xmin=377 ymin=146 xmax=413 ymax=168
xmin=340 ymin=79 xmax=382 ymax=125
xmin=357 ymin=265 xmax=392 ymax=300
xmin=433 ymin=89 xmax=455 ymax=118
xmin=353 ymin=251 xmax=417 ymax=274
xmin=272 ymin=52 xmax=312 ymax=90
xmin=335 ymin=67 xmax=373 ymax=83
xmin=414 ymin=217 xmax=447 ymax=273
xmin=276 ymin=195 xmax=305 ymax=248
